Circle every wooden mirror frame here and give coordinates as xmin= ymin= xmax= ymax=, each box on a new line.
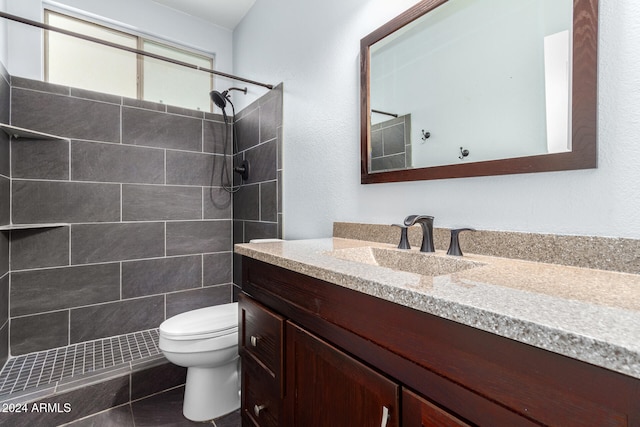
xmin=360 ymin=0 xmax=598 ymax=184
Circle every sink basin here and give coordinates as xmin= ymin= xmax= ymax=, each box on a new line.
xmin=326 ymin=246 xmax=484 ymax=276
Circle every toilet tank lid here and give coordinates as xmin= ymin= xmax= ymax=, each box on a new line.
xmin=160 ymin=303 xmax=238 ymax=337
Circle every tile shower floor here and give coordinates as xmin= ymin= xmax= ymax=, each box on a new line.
xmin=0 ymin=329 xmax=161 ymax=399
xmin=0 ymin=329 xmax=241 ymax=426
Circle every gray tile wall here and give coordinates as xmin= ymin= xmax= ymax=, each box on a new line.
xmin=7 ymin=77 xmax=235 ymax=355
xmin=370 ymin=114 xmax=412 ymax=172
xmin=0 ymin=60 xmax=10 ymax=366
xmin=233 ymin=85 xmax=283 ymax=290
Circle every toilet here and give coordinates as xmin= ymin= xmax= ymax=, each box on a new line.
xmin=158 ymin=303 xmax=240 ymax=422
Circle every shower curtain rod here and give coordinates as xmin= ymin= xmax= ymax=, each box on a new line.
xmin=0 ymin=11 xmax=274 ymax=90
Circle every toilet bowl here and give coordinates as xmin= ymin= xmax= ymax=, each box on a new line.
xmin=159 ymin=303 xmax=239 ymax=422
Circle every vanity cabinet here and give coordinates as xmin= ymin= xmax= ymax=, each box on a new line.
xmin=239 ymin=257 xmax=640 ymax=426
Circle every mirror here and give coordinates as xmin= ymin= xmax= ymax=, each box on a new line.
xmin=360 ymin=0 xmax=598 ymax=183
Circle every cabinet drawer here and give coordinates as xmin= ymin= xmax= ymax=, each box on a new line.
xmin=402 ymin=388 xmax=471 ymax=427
xmin=239 ymin=293 xmax=285 ymax=387
xmin=242 ymin=357 xmax=281 ymax=427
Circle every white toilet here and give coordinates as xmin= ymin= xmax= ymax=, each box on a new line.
xmin=158 ymin=303 xmax=240 ymax=422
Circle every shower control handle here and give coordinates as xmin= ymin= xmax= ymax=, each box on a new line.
xmin=250 ymin=335 xmax=259 ymax=347
xmin=254 ymin=404 xmax=266 ymax=417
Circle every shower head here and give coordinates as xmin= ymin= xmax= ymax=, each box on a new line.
xmin=209 ymin=87 xmax=248 ymax=110
xmin=210 ymin=90 xmax=228 ymax=109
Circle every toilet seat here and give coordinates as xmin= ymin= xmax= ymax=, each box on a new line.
xmin=160 ymin=303 xmax=238 ymax=341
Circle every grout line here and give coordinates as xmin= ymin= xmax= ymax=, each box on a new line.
xmin=68 ymin=139 xmax=72 ymax=181
xmin=117 ymin=336 xmax=125 ymax=365
xmin=68 ymin=224 xmax=72 ymax=266
xmin=258 ymin=182 xmax=262 ymax=222
xmin=119 ymin=262 xmax=123 ymax=300
xmin=109 ymin=338 xmax=114 ymax=369
xmin=36 ymin=351 xmax=51 ymax=388
xmin=48 ymin=348 xmax=60 ymax=384
xmin=92 ymin=341 xmax=96 ymax=372
xmin=9 ymin=84 xmax=12 ymax=228
xmin=6 ymin=218 xmax=231 ymax=226
xmin=120 ymin=104 xmax=123 ymax=144
xmin=35 ymin=352 xmax=48 ymax=387
xmin=120 ymin=183 xmax=123 ymax=222
xmin=10 ymin=248 xmax=234 ymax=274
xmin=201 ymin=117 xmax=205 ymax=153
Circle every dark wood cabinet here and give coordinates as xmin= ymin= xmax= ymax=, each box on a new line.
xmin=240 ymin=257 xmax=640 ymax=426
xmin=285 ymin=321 xmax=399 ymax=427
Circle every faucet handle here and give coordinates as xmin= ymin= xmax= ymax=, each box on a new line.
xmin=391 ymin=224 xmax=411 ymax=249
xmin=447 ymin=228 xmax=475 ymax=256
xmin=403 ymin=215 xmax=433 ymax=227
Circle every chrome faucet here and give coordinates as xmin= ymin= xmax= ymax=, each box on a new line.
xmin=403 ymin=215 xmax=435 ymax=253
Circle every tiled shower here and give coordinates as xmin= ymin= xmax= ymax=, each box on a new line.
xmin=0 ymin=58 xmax=282 ymax=421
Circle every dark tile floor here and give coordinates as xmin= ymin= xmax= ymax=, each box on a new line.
xmin=61 ymin=386 xmax=241 ymax=427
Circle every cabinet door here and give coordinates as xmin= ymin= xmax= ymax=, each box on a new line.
xmin=285 ymin=321 xmax=399 ymax=427
xmin=402 ymin=388 xmax=471 ymax=427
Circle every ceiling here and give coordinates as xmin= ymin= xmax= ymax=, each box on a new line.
xmin=150 ymin=0 xmax=257 ymax=30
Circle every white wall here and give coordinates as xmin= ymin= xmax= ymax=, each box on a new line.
xmin=0 ymin=0 xmax=7 ymax=68
xmin=1 ymin=0 xmax=234 ymax=89
xmin=234 ymin=0 xmax=640 ymax=240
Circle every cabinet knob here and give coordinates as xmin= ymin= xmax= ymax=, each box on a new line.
xmin=250 ymin=335 xmax=259 ymax=347
xmin=254 ymin=404 xmax=266 ymax=417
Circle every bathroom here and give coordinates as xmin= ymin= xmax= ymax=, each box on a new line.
xmin=0 ymin=0 xmax=639 ymax=425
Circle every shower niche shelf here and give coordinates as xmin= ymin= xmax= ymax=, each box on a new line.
xmin=0 ymin=123 xmax=69 ymax=141
xmin=0 ymin=124 xmax=70 ymax=232
xmin=0 ymin=223 xmax=69 ymax=232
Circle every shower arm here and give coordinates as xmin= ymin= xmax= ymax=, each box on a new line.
xmin=0 ymin=11 xmax=274 ymax=91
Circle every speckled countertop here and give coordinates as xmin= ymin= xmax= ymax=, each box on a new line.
xmin=235 ymin=238 xmax=640 ymax=380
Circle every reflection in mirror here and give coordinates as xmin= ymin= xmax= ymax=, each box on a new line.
xmin=370 ymin=113 xmax=412 ymax=172
xmin=370 ymin=0 xmax=572 ymax=168
xmin=360 ymin=0 xmax=598 ymax=183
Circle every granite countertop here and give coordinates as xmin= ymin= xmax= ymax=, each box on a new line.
xmin=235 ymin=238 xmax=640 ymax=380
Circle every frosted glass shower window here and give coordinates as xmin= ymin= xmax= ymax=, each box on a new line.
xmin=45 ymin=11 xmax=138 ymax=99
xmin=142 ymin=41 xmax=213 ymax=112
xmin=45 ymin=11 xmax=215 ymax=111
